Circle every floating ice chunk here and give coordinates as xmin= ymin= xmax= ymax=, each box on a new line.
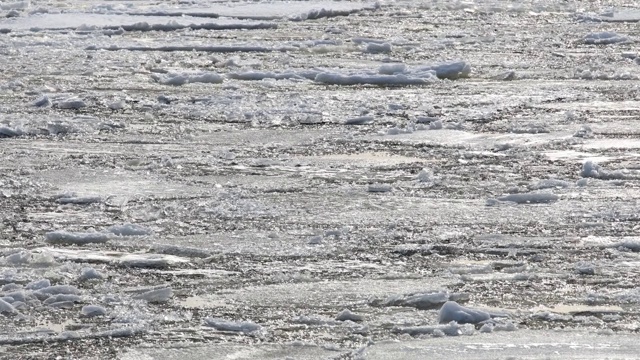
xmin=308 ymin=235 xmax=323 ymax=245
xmin=416 ymin=61 xmax=472 ymax=80
xmin=368 ymin=184 xmax=392 ymax=193
xmin=151 ymin=245 xmax=211 ymax=258
xmin=2 ymin=284 xmax=20 ymax=292
xmin=132 ymin=287 xmax=173 ymax=303
xmin=480 ymin=321 xmax=517 ymax=333
xmin=531 ymin=179 xmax=571 ymax=190
xmin=81 ymin=305 xmax=107 ymax=317
xmin=576 ymin=263 xmax=596 ymax=275
xmin=365 ymin=42 xmax=392 ymax=54
xmin=315 ymin=72 xmax=433 ymax=86
xmin=56 ymin=194 xmax=102 ymax=205
xmin=4 ymin=251 xmax=29 ymax=265
xmin=0 ymin=126 xmax=24 ymax=137
xmin=152 ymin=72 xmax=223 ymax=86
xmin=416 ymin=169 xmax=433 ymax=182
xmin=91 ymin=45 xmax=278 ymax=53
xmin=335 ymin=309 xmax=364 ymax=322
xmin=583 ymin=32 xmax=628 ymax=45
xmin=108 ymin=100 xmax=126 ymax=110
xmin=0 ymin=298 xmax=17 ymax=315
xmin=79 ymin=267 xmax=103 ymax=281
xmin=438 ymin=301 xmax=491 ymax=324
xmin=497 ymin=192 xmax=559 ymax=204
xmin=394 ymin=321 xmax=475 ymax=337
xmin=203 ymin=318 xmax=262 ymax=333
xmin=107 ymin=224 xmax=151 ymax=236
xmin=615 ymin=240 xmax=640 ymax=252
xmin=378 ymin=63 xmax=406 ymax=75
xmin=0 ymin=1 xmax=29 ymax=10
xmin=43 ymin=294 xmax=82 ymax=305
xmin=577 ymin=178 xmax=588 ymax=187
xmin=581 ymin=161 xmax=601 ymax=178
xmin=429 ymin=120 xmax=443 ymax=130
xmin=32 ymin=95 xmax=51 ymax=107
xmin=34 ymin=285 xmax=80 ymax=300
xmin=344 ymin=116 xmax=374 ymax=125
xmin=5 ymin=292 xmax=27 ymax=303
xmin=407 ymin=293 xmax=452 ymax=310
xmin=57 ymin=98 xmax=86 ymax=109
xmin=26 ymin=279 xmax=50 ymax=290
xmin=292 ymin=315 xmax=337 ymax=325
xmin=45 ymin=231 xmax=112 ymax=245
xmin=574 ymin=125 xmax=593 ymax=138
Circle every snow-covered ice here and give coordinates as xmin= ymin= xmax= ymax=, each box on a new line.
xmin=496 ymin=192 xmax=559 ymax=204
xmin=583 ymin=32 xmax=629 ymax=45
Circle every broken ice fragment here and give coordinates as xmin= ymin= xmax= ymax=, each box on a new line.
xmin=107 ymin=224 xmax=152 ymax=236
xmin=335 ymin=309 xmax=363 ymax=322
xmin=132 ymin=287 xmax=173 ymax=303
xmin=497 ymin=192 xmax=558 ymax=204
xmin=57 ymin=98 xmax=86 ymax=109
xmin=81 ymin=305 xmax=107 ymax=317
xmin=203 ymin=318 xmax=262 ymax=333
xmin=438 ymin=301 xmax=491 ymax=324
xmin=368 ymin=184 xmax=392 ymax=193
xmin=45 ymin=231 xmax=112 ymax=245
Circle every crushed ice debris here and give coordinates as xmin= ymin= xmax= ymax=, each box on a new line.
xmin=45 ymin=231 xmax=112 ymax=245
xmin=132 ymin=287 xmax=173 ymax=303
xmin=79 ymin=267 xmax=103 ymax=281
xmin=494 ymin=192 xmax=559 ymax=204
xmin=582 ymin=32 xmax=629 ymax=45
xmin=368 ymin=184 xmax=392 ymax=193
xmin=57 ymin=98 xmax=86 ymax=109
xmin=438 ymin=301 xmax=491 ymax=324
xmin=81 ymin=305 xmax=107 ymax=317
xmin=344 ymin=116 xmax=374 ymax=125
xmin=107 ymin=224 xmax=152 ymax=236
xmin=335 ymin=309 xmax=364 ymax=322
xmin=32 ymin=95 xmax=51 ymax=107
xmin=308 ymin=235 xmax=323 ymax=245
xmin=203 ymin=318 xmax=262 ymax=333
xmin=393 ymin=321 xmax=475 ymax=337
xmin=151 ymin=72 xmax=224 ymax=86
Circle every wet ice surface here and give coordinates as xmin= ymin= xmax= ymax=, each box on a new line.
xmin=2 ymin=0 xmax=640 ymax=358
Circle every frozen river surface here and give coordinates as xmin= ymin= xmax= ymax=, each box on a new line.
xmin=2 ymin=0 xmax=640 ymax=358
